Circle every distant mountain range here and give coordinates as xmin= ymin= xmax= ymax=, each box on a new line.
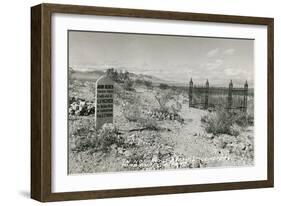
xmin=69 ymin=68 xmax=105 ymax=82
xmin=69 ymin=68 xmax=186 ymax=86
xmin=69 ymin=67 xmax=253 ymax=89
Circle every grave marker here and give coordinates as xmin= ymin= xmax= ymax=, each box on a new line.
xmin=95 ymin=75 xmax=114 ymax=130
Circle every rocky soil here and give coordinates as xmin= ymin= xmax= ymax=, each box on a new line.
xmin=68 ymin=81 xmax=254 ymax=174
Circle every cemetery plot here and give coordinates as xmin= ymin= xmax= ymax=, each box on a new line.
xmin=189 ymin=79 xmax=251 ymax=112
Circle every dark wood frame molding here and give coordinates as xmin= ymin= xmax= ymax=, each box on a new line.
xmin=31 ymin=3 xmax=274 ymax=202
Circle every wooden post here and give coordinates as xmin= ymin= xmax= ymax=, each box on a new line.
xmin=205 ymin=79 xmax=209 ymax=109
xmin=244 ymin=80 xmax=248 ymax=113
xmin=189 ymin=78 xmax=193 ymax=107
xmin=228 ymin=80 xmax=233 ymax=111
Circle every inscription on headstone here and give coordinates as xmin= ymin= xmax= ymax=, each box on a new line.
xmin=95 ymin=75 xmax=114 ymax=130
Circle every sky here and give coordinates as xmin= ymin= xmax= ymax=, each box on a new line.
xmin=69 ymin=31 xmax=254 ymax=87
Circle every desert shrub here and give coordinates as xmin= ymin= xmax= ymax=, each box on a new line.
xmin=171 ymin=86 xmax=185 ymax=95
xmin=153 ymin=106 xmax=170 ymax=115
xmin=127 ymin=153 xmax=144 ymax=166
xmin=72 ymin=123 xmax=123 ymax=153
xmin=159 ymin=83 xmax=169 ymax=90
xmin=144 ymin=80 xmax=152 ymax=89
xmin=234 ymin=112 xmax=253 ymax=127
xmin=155 ymin=91 xmax=172 ymax=111
xmin=69 ymin=98 xmax=95 ymax=116
xmin=124 ymin=78 xmax=134 ymax=91
xmin=135 ymin=79 xmax=143 ymax=85
xmin=201 ymin=108 xmax=252 ymax=136
xmin=229 ymin=124 xmax=241 ymax=136
xmin=106 ymin=68 xmax=118 ymax=82
xmin=134 ymin=79 xmax=152 ymax=89
xmin=106 ymin=68 xmax=129 ymax=83
xmin=202 ymin=110 xmax=234 ymax=135
xmin=72 ymin=124 xmax=97 ymax=152
xmin=247 ymin=98 xmax=254 ymax=119
xmin=73 ymin=137 xmax=94 ymax=152
xmin=171 ymin=101 xmax=182 ymax=114
xmin=123 ymin=104 xmax=142 ymax=122
xmin=114 ymin=83 xmax=125 ymax=99
xmin=247 ymin=113 xmax=254 ymax=125
xmin=152 ymin=92 xmax=183 ymax=122
xmin=95 ymin=124 xmax=124 ymax=152
xmin=125 ymin=150 xmax=146 ymax=168
xmin=171 ymin=86 xmax=177 ymax=91
xmin=137 ymin=118 xmax=159 ymax=130
xmin=200 ymin=114 xmax=210 ymax=124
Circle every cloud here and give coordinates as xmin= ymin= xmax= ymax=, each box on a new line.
xmin=223 ymin=48 xmax=235 ymax=55
xmin=205 ymin=59 xmax=223 ymax=70
xmin=224 ymin=68 xmax=242 ymax=76
xmin=206 ymin=48 xmax=219 ymax=57
xmin=224 ymin=67 xmax=250 ymax=78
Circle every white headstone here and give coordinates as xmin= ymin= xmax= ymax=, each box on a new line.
xmin=95 ymin=75 xmax=114 ymax=130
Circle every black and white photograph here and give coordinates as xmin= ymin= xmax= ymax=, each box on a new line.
xmin=68 ymin=30 xmax=254 ymax=174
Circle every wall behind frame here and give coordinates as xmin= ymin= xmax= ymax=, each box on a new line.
xmin=0 ymin=0 xmax=279 ymax=206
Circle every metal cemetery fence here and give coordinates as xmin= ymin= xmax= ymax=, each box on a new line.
xmin=188 ymin=79 xmax=249 ymax=112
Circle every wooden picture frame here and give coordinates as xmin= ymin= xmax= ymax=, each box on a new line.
xmin=31 ymin=3 xmax=274 ymax=202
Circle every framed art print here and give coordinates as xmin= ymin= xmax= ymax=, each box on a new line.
xmin=31 ymin=3 xmax=274 ymax=202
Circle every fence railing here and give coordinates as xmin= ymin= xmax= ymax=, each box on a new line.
xmin=188 ymin=79 xmax=248 ymax=112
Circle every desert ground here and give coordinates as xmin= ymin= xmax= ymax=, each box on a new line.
xmin=68 ymin=69 xmax=254 ymax=174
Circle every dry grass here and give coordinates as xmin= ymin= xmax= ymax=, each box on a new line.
xmin=201 ymin=108 xmax=253 ymax=136
xmin=71 ymin=123 xmax=124 ymax=153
